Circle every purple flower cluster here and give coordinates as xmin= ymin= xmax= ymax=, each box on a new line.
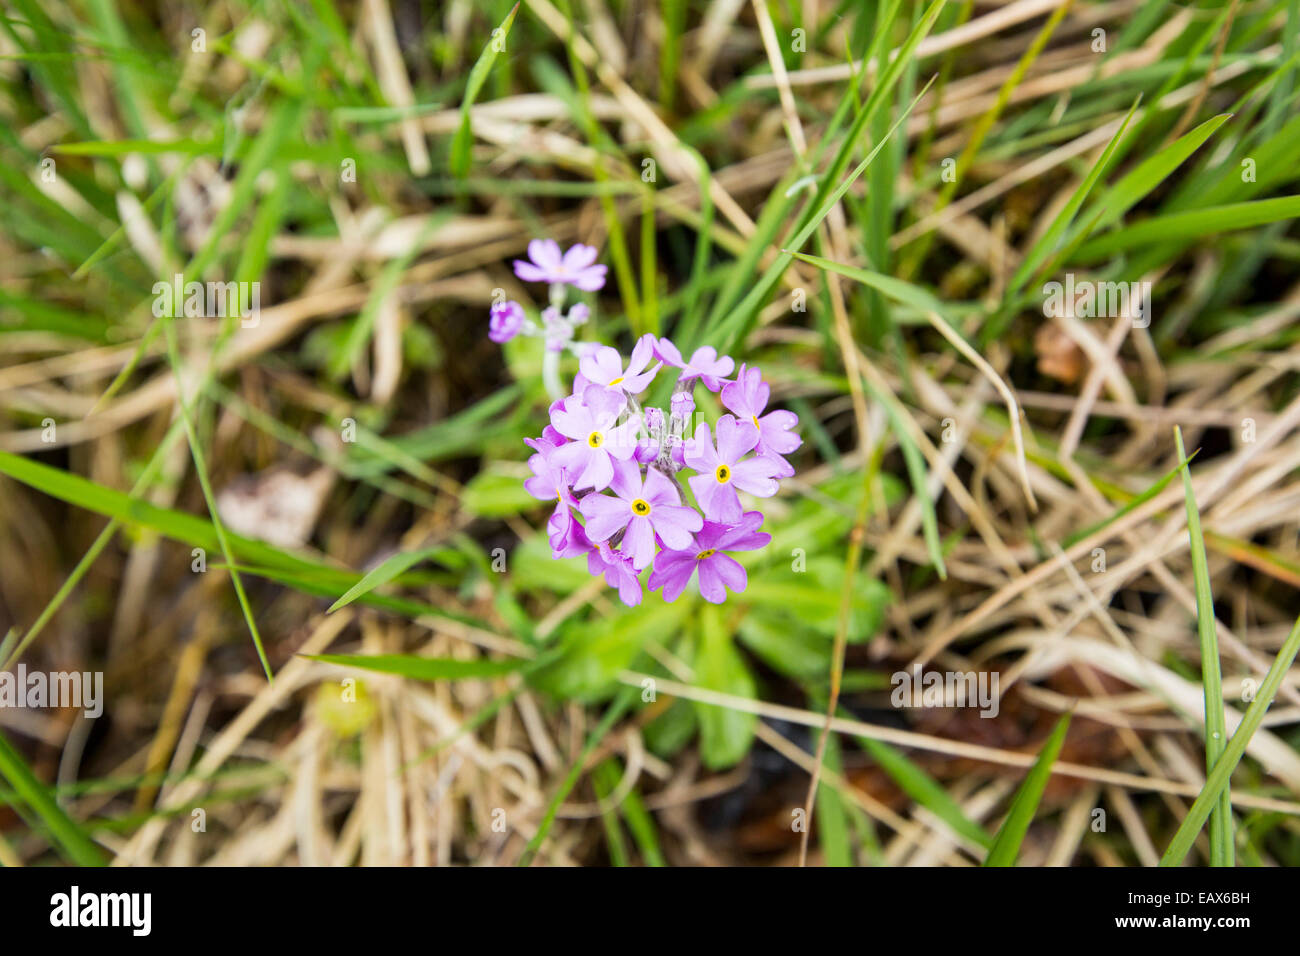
xmin=497 ymin=240 xmax=801 ymax=606
xmin=522 ymin=346 xmax=799 ymax=605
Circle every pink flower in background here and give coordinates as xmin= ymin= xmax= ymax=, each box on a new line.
xmin=514 ymin=239 xmax=608 ymax=291
xmin=653 ymin=339 xmax=735 ymax=391
xmin=580 ymin=334 xmax=661 ymax=394
xmin=549 ymin=385 xmax=638 ymax=491
xmin=579 ymin=459 xmax=702 ymax=569
xmin=489 ymin=300 xmax=524 ymax=343
xmin=684 ymin=415 xmax=783 ymax=524
xmin=721 ymin=364 xmax=802 ymax=476
xmin=648 ymin=511 xmax=771 ymax=603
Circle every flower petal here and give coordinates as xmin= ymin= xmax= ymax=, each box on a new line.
xmin=682 ymin=421 xmax=718 ymax=471
xmin=728 ymin=455 xmax=781 ymax=497
xmin=653 ymin=336 xmax=685 ymax=368
xmin=714 ymin=414 xmax=759 ymax=464
xmin=623 ymin=515 xmax=656 ymax=570
xmin=651 ymin=504 xmax=703 ymax=549
xmin=579 ymin=491 xmax=630 ymax=540
xmin=709 ymin=553 xmax=748 ymax=596
xmin=647 ymin=550 xmax=696 ymax=602
xmin=531 ymin=238 xmax=562 ymax=270
xmin=696 ymin=559 xmax=727 ymax=603
xmin=641 ymin=466 xmax=681 ymax=507
xmin=562 ymin=243 xmax=598 ymax=270
xmin=576 ymin=448 xmax=614 ymax=491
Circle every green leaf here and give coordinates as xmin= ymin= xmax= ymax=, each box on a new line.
xmin=1006 ymin=96 xmax=1143 ymax=298
xmin=1062 ymin=450 xmax=1196 ymax=548
xmin=462 ymin=469 xmax=542 ymax=518
xmin=644 ymin=698 xmax=698 ymax=758
xmin=450 ymin=3 xmax=520 ymax=178
xmin=984 ymin=713 xmax=1072 ymax=866
xmin=529 ymin=601 xmax=688 ymax=701
xmin=854 ymin=735 xmax=993 ymax=851
xmin=745 ymin=557 xmax=890 ymax=641
xmin=1175 ymin=426 xmax=1232 ymax=866
xmin=327 ymin=547 xmax=445 ymax=613
xmin=1161 ymin=611 xmax=1300 ymax=866
xmin=737 ymin=612 xmax=833 ymax=681
xmin=693 ymin=605 xmax=757 ymax=769
xmin=0 ymin=729 xmax=106 ymax=865
xmin=1076 ymin=195 xmax=1300 ymax=261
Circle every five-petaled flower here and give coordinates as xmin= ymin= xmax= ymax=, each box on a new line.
xmin=579 ymin=459 xmax=703 ymax=569
xmin=549 ymin=385 xmax=639 ymax=491
xmin=514 ymin=239 xmax=608 ymax=291
xmin=653 ymin=339 xmax=735 ymax=391
xmin=580 ymin=334 xmax=662 ymax=394
xmin=721 ymin=364 xmax=802 ymax=476
xmin=684 ymin=415 xmax=783 ymax=524
xmin=648 ymin=511 xmax=770 ymax=603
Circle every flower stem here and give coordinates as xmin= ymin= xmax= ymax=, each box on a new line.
xmin=542 ymin=348 xmax=563 ymax=401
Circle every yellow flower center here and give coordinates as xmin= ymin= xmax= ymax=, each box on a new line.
xmin=752 ymin=415 xmax=761 ymax=430
xmin=715 ymin=464 xmax=731 ymax=484
xmin=587 ymin=431 xmax=604 ymax=448
xmin=609 ymin=376 xmax=624 ymax=386
xmin=631 ymin=498 xmax=652 ymax=516
xmin=695 ymin=549 xmax=716 ymax=560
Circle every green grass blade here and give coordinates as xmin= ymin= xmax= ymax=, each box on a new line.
xmin=1161 ymin=611 xmax=1300 ymax=866
xmin=1062 ymin=450 xmax=1196 ymax=548
xmin=0 ymin=729 xmax=107 ymax=866
xmin=450 ymin=3 xmax=520 ymax=178
xmin=983 ymin=713 xmax=1071 ymax=866
xmin=1076 ymin=195 xmax=1300 ymax=261
xmin=327 ymin=547 xmax=446 ymax=613
xmin=1175 ymin=426 xmax=1232 ymax=866
xmin=854 ymin=734 xmax=993 ymax=850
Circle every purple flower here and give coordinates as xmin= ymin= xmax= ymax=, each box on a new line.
xmin=648 ymin=511 xmax=771 ymax=603
xmin=580 ymin=333 xmax=661 ymax=394
xmin=548 ymin=507 xmax=592 ymax=559
xmin=720 ymin=364 xmax=801 ymax=476
xmin=514 ymin=239 xmax=607 ymax=292
xmin=654 ymin=338 xmax=735 ymax=391
xmin=588 ymin=540 xmax=643 ymax=606
xmin=684 ymin=415 xmax=783 ymax=524
xmin=549 ymin=385 xmax=638 ymax=491
xmin=523 ymin=438 xmax=576 ymax=506
xmin=670 ymin=390 xmax=695 ymax=418
xmin=489 ymin=300 xmax=524 ymax=343
xmin=578 ymin=458 xmax=703 ymax=570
